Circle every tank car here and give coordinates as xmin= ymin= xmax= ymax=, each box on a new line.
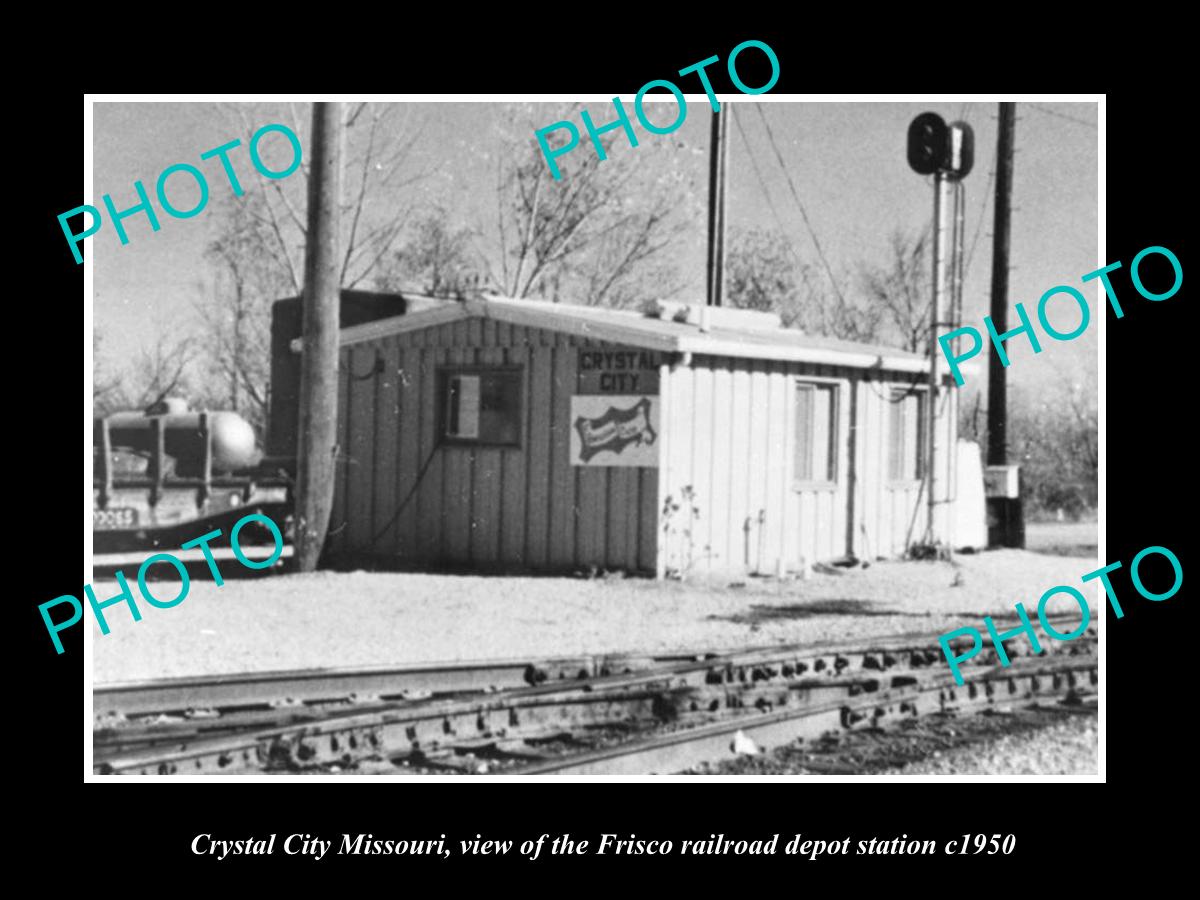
xmin=93 ymin=398 xmax=291 ymax=557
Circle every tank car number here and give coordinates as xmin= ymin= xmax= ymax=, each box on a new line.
xmin=93 ymin=508 xmax=137 ymax=529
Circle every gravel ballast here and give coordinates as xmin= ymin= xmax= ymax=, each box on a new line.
xmin=889 ymin=712 xmax=1098 ymax=775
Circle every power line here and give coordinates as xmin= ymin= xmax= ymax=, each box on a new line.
xmin=730 ymin=106 xmax=821 ymax=299
xmin=964 ymin=150 xmax=995 ymax=278
xmin=753 ymin=104 xmax=849 ymax=305
xmin=1025 ymin=103 xmax=1097 ymax=129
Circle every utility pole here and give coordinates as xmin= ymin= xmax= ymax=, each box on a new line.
xmin=985 ymin=102 xmax=1023 ymax=548
xmin=705 ymin=107 xmax=729 ymax=308
xmin=987 ymin=102 xmax=1015 ymax=468
xmin=295 ymin=102 xmax=342 ymax=571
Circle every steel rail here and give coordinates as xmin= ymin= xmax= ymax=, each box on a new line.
xmin=95 ymin=626 xmax=1095 ymax=775
xmin=504 ymin=657 xmax=1098 ymax=776
xmin=94 ymin=652 xmax=688 ymax=720
xmin=95 ymin=616 xmax=1094 ymax=722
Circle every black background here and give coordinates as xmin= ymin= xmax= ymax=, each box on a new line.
xmin=21 ymin=25 xmax=1188 ymax=884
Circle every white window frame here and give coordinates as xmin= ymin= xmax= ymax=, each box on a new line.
xmin=791 ymin=375 xmax=845 ymax=492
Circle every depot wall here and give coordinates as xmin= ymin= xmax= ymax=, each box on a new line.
xmin=657 ymin=356 xmax=954 ymax=578
xmin=328 ymin=317 xmax=660 ymax=573
xmin=327 ymin=313 xmax=955 ymax=577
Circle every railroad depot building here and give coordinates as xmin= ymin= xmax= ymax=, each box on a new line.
xmin=287 ymin=296 xmax=959 ymax=577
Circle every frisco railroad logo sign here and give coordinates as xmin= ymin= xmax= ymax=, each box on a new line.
xmin=570 ymin=396 xmax=659 ymax=467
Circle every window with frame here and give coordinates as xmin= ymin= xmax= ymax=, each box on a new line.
xmin=794 ymin=381 xmax=838 ymax=486
xmin=887 ymin=388 xmax=926 ymax=482
xmin=441 ymin=368 xmax=523 ymax=446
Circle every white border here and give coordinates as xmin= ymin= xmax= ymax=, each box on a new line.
xmin=83 ymin=93 xmax=1104 ymax=785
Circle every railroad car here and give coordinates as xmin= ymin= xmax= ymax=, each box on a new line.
xmin=93 ymin=398 xmax=291 ymax=557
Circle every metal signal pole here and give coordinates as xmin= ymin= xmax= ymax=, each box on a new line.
xmin=908 ymin=111 xmax=973 ymax=553
xmin=928 ymin=171 xmax=950 ymax=544
xmin=295 ymin=102 xmax=343 ymax=571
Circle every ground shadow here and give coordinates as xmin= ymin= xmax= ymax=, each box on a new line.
xmin=708 ymin=598 xmax=913 ymax=625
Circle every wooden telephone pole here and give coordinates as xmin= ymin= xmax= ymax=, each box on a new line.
xmin=706 ymin=108 xmax=729 ymax=308
xmin=987 ymin=102 xmax=1015 ymax=469
xmin=985 ymin=102 xmax=1023 ymax=548
xmin=295 ymin=102 xmax=343 ymax=571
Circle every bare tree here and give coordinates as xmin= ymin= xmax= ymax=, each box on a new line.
xmin=860 ymin=228 xmax=932 ymax=353
xmin=93 ymin=329 xmax=130 ymax=417
xmin=374 ymin=207 xmax=479 ymax=298
xmin=473 ymin=103 xmax=698 ymax=307
xmin=195 ymin=103 xmax=430 ymax=432
xmin=194 ymin=193 xmax=292 ymax=432
xmin=216 ymin=102 xmax=427 ymax=292
xmin=959 ymin=373 xmax=1098 ymax=520
xmin=726 ymin=226 xmax=884 ymax=342
xmin=127 ymin=333 xmax=197 ymax=411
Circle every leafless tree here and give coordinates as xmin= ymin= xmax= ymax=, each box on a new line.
xmin=194 ymin=194 xmax=282 ymax=431
xmin=374 ymin=207 xmax=479 ymax=298
xmin=128 ymin=333 xmax=197 ymax=411
xmin=958 ymin=372 xmax=1098 ymax=519
xmin=193 ymin=103 xmax=430 ymax=432
xmin=216 ymin=102 xmax=428 ymax=292
xmin=860 ymin=228 xmax=932 ymax=353
xmin=726 ymin=227 xmax=884 ymax=342
xmin=93 ymin=329 xmax=130 ymax=417
xmin=472 ymin=102 xmax=698 ymax=307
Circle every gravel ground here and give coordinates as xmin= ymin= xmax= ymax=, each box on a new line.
xmin=687 ymin=707 xmax=1098 ymax=776
xmin=92 ymin=548 xmax=1097 ymax=684
xmin=891 ymin=712 xmax=1097 ymax=775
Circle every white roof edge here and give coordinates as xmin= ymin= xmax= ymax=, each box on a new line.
xmin=290 ymin=303 xmax=470 ymax=352
xmin=678 ymin=335 xmax=930 ymax=373
xmin=292 ymin=297 xmax=953 ymax=378
xmin=477 ymin=299 xmax=681 ymax=351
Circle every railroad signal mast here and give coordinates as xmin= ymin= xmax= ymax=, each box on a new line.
xmin=906 ymin=112 xmax=974 ymax=554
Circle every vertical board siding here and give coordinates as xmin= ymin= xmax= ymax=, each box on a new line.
xmin=329 ymin=348 xmax=351 ymax=558
xmin=661 ymin=365 xmax=694 ymax=576
xmin=441 ymin=321 xmax=472 ymax=562
xmin=327 ymin=313 xmax=956 ymax=576
xmin=330 ymin=322 xmax=656 ymax=573
xmin=345 ymin=344 xmax=377 ymax=552
xmin=416 ymin=330 xmax=444 ymax=564
xmin=547 ymin=337 xmax=577 ymax=568
xmin=690 ymin=366 xmax=715 ymax=575
xmin=499 ymin=324 xmax=528 ymax=566
xmin=395 ymin=333 xmax=421 ymax=559
xmin=373 ymin=340 xmax=401 ymax=554
xmin=861 ymin=378 xmax=877 ymax=556
xmin=727 ymin=367 xmax=752 ymax=574
xmin=744 ymin=362 xmax=770 ymax=575
xmin=471 ymin=322 xmax=504 ymax=566
xmin=524 ymin=334 xmax=553 ymax=568
xmin=656 ymin=357 xmax=948 ymax=576
xmin=708 ymin=365 xmax=734 ymax=573
xmin=765 ymin=362 xmax=790 ymax=574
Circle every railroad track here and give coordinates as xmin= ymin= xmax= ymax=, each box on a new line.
xmin=94 ymin=620 xmax=1096 ymax=776
xmin=94 ymin=652 xmax=692 ymax=720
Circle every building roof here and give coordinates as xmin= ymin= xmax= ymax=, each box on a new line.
xmin=298 ymin=294 xmax=951 ymax=376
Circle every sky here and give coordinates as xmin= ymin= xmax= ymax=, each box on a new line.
xmin=91 ymin=98 xmax=1099 ymax=403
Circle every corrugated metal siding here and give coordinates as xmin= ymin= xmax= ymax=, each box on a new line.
xmin=329 ymin=320 xmax=659 ymax=573
xmin=660 ymin=358 xmax=956 ymax=576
